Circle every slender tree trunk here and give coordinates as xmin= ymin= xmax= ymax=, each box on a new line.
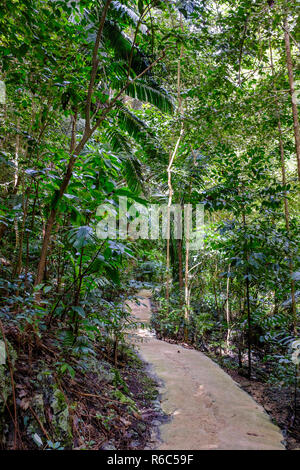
xmin=165 ymin=128 xmax=184 ymax=303
xmin=166 ymin=151 xmax=172 ymax=305
xmin=57 ymin=244 xmax=62 ymax=294
xmin=24 ymin=181 xmax=39 ymax=286
xmin=242 ymin=212 xmax=252 ymax=379
xmin=31 ymin=181 xmax=39 ymax=231
xmin=35 ymin=122 xmax=84 ymax=288
xmin=277 ymin=119 xmax=297 ymax=334
xmin=212 ymin=278 xmax=219 ymax=315
xmin=34 ymin=0 xmax=165 ymax=292
xmin=34 ymin=1 xmax=113 ymax=290
xmin=113 ymin=336 xmax=118 ymax=367
xmin=245 ymin=272 xmax=252 ymax=379
xmin=226 ymin=263 xmax=231 ymax=348
xmin=166 ymin=14 xmax=184 ymax=305
xmin=184 ymin=203 xmax=190 ymax=342
xmin=177 ymin=238 xmax=183 ymax=291
xmin=13 ymin=117 xmax=20 ymax=250
xmin=270 ymin=39 xmax=297 ymax=334
xmin=73 ymin=247 xmax=84 ymax=338
xmin=284 ymin=19 xmax=300 ymax=181
xmin=13 ymin=182 xmax=31 ymax=277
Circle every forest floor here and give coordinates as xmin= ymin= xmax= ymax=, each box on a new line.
xmin=128 ymin=290 xmax=285 ymax=450
xmin=1 ymin=322 xmax=164 ymax=450
xmin=2 ymin=289 xmax=297 ymax=450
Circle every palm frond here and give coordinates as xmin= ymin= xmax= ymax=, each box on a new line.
xmin=117 ymin=104 xmax=168 ymax=161
xmin=110 ymin=1 xmax=148 ymax=34
xmin=103 ymin=125 xmax=132 ymax=154
xmin=86 ymin=3 xmax=173 ymax=115
xmin=122 ymin=155 xmax=144 ymax=193
xmin=105 ymin=60 xmax=128 ymax=82
xmin=102 ymin=122 xmax=144 ymax=192
xmin=102 ymin=20 xmax=149 ymax=74
xmin=125 ymin=79 xmax=174 ymax=114
xmin=117 ymin=104 xmax=149 ymax=138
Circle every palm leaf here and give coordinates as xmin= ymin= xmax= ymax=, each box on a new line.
xmin=116 ymin=104 xmax=168 ymax=161
xmin=105 ymin=60 xmax=128 ymax=82
xmin=86 ymin=4 xmax=174 ymax=114
xmin=121 ymin=155 xmax=144 ymax=193
xmin=110 ymin=1 xmax=148 ymax=34
xmin=117 ymin=104 xmax=149 ymax=138
xmin=102 ymin=20 xmax=149 ymax=74
xmin=103 ymin=125 xmax=132 ymax=154
xmin=102 ymin=121 xmax=144 ymax=192
xmin=124 ymin=79 xmax=174 ymax=114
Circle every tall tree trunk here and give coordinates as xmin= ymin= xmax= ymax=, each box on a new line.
xmin=184 ymin=203 xmax=190 ymax=342
xmin=284 ymin=19 xmax=300 ymax=181
xmin=270 ymin=39 xmax=297 ymax=334
xmin=166 ymin=152 xmax=171 ymax=305
xmin=245 ymin=273 xmax=252 ymax=379
xmin=165 ymin=128 xmax=184 ymax=303
xmin=35 ymin=157 xmax=75 ymax=288
xmin=177 ymin=238 xmax=183 ymax=291
xmin=34 ymin=0 xmax=113 ymax=290
xmin=73 ymin=247 xmax=84 ymax=339
xmin=226 ymin=263 xmax=231 ymax=349
xmin=34 ymin=0 xmax=164 ymax=292
xmin=56 ymin=244 xmax=62 ymax=294
xmin=166 ymin=15 xmax=184 ymax=304
xmin=13 ymin=117 xmax=20 ymax=250
xmin=13 ymin=182 xmax=31 ymax=277
xmin=242 ymin=211 xmax=252 ymax=379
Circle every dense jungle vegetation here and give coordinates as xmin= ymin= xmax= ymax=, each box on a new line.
xmin=0 ymin=0 xmax=299 ymax=451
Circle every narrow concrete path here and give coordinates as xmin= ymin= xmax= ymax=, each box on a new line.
xmin=128 ymin=290 xmax=285 ymax=450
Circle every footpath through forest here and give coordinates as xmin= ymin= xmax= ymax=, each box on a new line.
xmin=128 ymin=290 xmax=285 ymax=450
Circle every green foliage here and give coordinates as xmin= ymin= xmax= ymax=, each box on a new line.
xmin=0 ymin=0 xmax=299 ymax=449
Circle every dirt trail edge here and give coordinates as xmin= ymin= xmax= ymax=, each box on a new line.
xmin=127 ymin=290 xmax=285 ymax=450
